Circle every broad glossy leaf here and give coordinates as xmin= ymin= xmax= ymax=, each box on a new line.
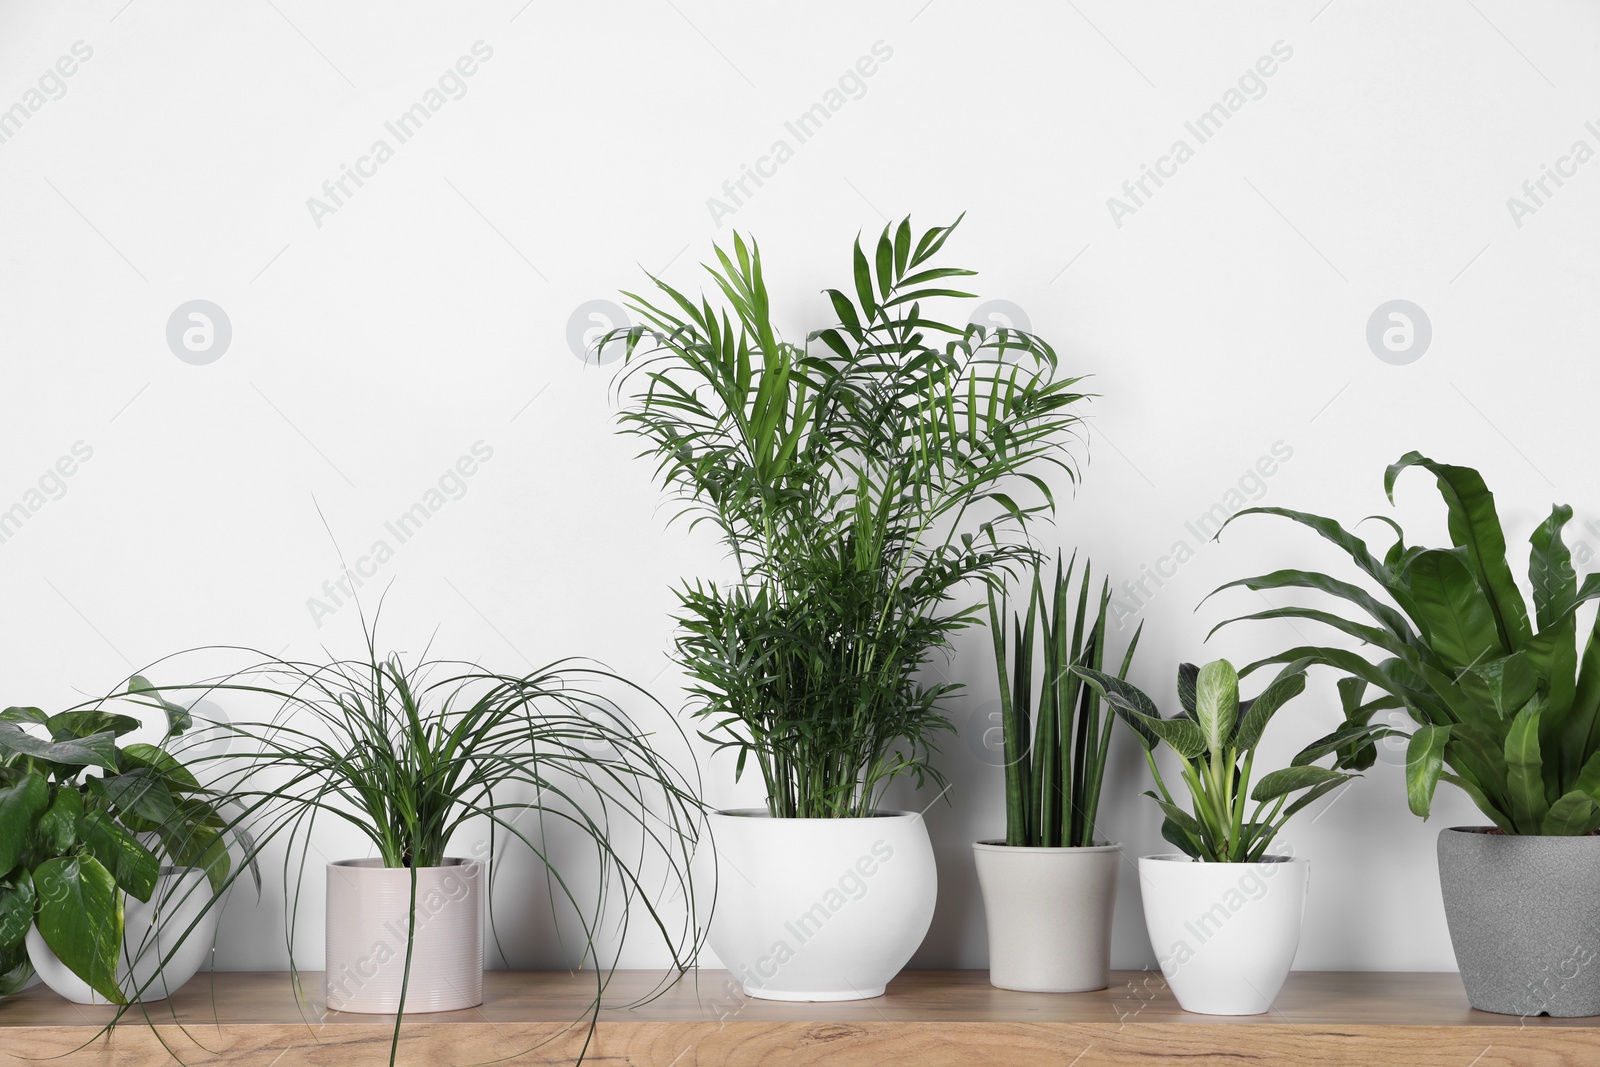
xmin=99 ymin=769 xmax=179 ymax=827
xmin=0 ymin=872 xmax=35 ymax=948
xmin=1251 ymin=765 xmax=1346 ymax=803
xmin=1504 ymin=697 xmax=1549 ymax=833
xmin=36 ymin=786 xmax=82 ymax=854
xmin=46 ymin=711 xmax=141 ymax=741
xmin=1530 ymin=504 xmax=1577 ymax=631
xmin=78 ymin=810 xmax=159 ymax=903
xmin=1206 ymin=567 xmax=1417 ymax=645
xmin=125 ymin=675 xmax=192 ymax=736
xmin=34 ymin=854 xmax=123 ymax=1004
xmin=0 ymin=707 xmax=47 ymax=725
xmin=0 ymin=774 xmax=47 ymax=876
xmin=1406 ymin=724 xmax=1452 ymax=818
xmin=1195 ymin=660 xmax=1238 ymax=754
xmin=1292 ymin=722 xmax=1391 ymax=768
xmin=1543 ymin=790 xmax=1600 ymax=836
xmin=1442 ymin=772 xmax=1515 ymax=834
xmin=0 ymin=723 xmax=117 ymax=771
xmin=0 ymin=948 xmax=30 ymax=996
xmin=1386 ymin=452 xmax=1532 ymax=652
xmin=1401 ymin=548 xmax=1503 ymax=671
xmin=1464 ymin=653 xmax=1538 ymax=720
xmin=1233 ymin=667 xmax=1307 ymax=752
xmin=1070 ymin=666 xmax=1163 ymax=748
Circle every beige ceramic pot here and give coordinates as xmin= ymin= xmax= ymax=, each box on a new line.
xmin=324 ymin=857 xmax=482 ymax=1013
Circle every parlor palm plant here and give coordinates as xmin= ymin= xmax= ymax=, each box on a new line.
xmin=607 ymin=215 xmax=1088 ymax=818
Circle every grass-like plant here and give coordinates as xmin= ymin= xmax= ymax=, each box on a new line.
xmin=1212 ymin=452 xmax=1600 ymax=835
xmin=987 ymin=554 xmax=1141 ymax=847
xmin=606 ymin=215 xmax=1088 ymax=818
xmin=1073 ymin=659 xmax=1377 ymax=862
xmin=164 ymin=621 xmax=705 ymax=1065
xmin=0 ymin=680 xmax=245 ymax=1004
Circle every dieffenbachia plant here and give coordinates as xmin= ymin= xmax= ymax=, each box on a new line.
xmin=1073 ymin=659 xmax=1379 ymax=862
xmin=0 ymin=678 xmax=239 ymax=1002
xmin=1210 ymin=452 xmax=1600 ymax=836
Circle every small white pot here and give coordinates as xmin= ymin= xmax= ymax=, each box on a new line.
xmin=324 ymin=858 xmax=482 ymax=1014
xmin=707 ymin=810 xmax=936 ymax=1001
xmin=26 ymin=867 xmax=220 ymax=1005
xmin=1138 ymin=853 xmax=1308 ymax=1015
xmin=973 ymin=841 xmax=1120 ymax=992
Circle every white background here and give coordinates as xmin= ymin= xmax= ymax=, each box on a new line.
xmin=2 ymin=0 xmax=1597 ymax=975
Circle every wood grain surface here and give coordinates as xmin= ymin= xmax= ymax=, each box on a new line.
xmin=3 ymin=969 xmax=1595 ymax=1066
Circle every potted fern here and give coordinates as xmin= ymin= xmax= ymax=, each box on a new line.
xmin=606 ymin=216 xmax=1087 ymax=1000
xmin=1213 ymin=452 xmax=1600 ymax=1017
xmin=976 ymin=554 xmax=1140 ymax=992
xmin=1073 ymin=658 xmax=1380 ymax=1015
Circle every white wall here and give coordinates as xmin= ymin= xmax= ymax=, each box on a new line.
xmin=3 ymin=0 xmax=1597 ymax=974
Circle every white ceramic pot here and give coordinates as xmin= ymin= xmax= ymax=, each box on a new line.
xmin=973 ymin=841 xmax=1120 ymax=992
xmin=324 ymin=858 xmax=482 ymax=1014
xmin=707 ymin=809 xmax=936 ymax=1001
xmin=1138 ymin=853 xmax=1308 ymax=1015
xmin=26 ymin=867 xmax=221 ymax=1005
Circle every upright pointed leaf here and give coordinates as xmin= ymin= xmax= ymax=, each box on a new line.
xmin=1194 ymin=660 xmax=1238 ymax=754
xmin=1386 ymin=452 xmax=1533 ymax=652
xmin=1406 ymin=724 xmax=1452 ymax=818
xmin=1504 ymin=697 xmax=1549 ymax=833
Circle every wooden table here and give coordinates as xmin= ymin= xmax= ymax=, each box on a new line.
xmin=3 ymin=969 xmax=1596 ymax=1065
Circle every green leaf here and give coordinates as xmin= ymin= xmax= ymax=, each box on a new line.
xmin=1281 ymin=776 xmax=1351 ymax=820
xmin=1543 ymin=790 xmax=1600 ymax=836
xmin=1401 ymin=548 xmax=1503 ymax=671
xmin=78 ymin=811 xmax=160 ymax=903
xmin=1386 ymin=452 xmax=1532 ymax=653
xmin=0 ymin=722 xmax=117 ymax=771
xmin=0 ymin=707 xmax=48 ymax=726
xmin=1406 ymin=724 xmax=1452 ymax=818
xmin=99 ymin=769 xmax=179 ymax=827
xmin=1504 ymin=697 xmax=1549 ymax=832
xmin=1194 ymin=660 xmax=1238 ymax=754
xmin=0 ymin=774 xmax=48 ymax=876
xmin=1160 ymin=816 xmax=1203 ymax=859
xmin=1251 ymin=765 xmax=1347 ymax=803
xmin=1070 ymin=666 xmax=1161 ymax=748
xmin=33 ymin=854 xmax=123 ymax=1004
xmin=1176 ymin=663 xmax=1198 ymax=718
xmin=1463 ymin=653 xmax=1538 ymax=720
xmin=126 ymin=675 xmax=192 ymax=736
xmin=0 ymin=872 xmax=36 ymax=948
xmin=1530 ymin=504 xmax=1577 ymax=631
xmin=37 ymin=786 xmax=82 ymax=854
xmin=0 ymin=949 xmax=31 ymax=996
xmin=45 ymin=711 xmax=142 ymax=741
xmin=1233 ymin=667 xmax=1307 ymax=752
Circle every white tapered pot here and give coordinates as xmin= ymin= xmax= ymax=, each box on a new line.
xmin=974 ymin=841 xmax=1120 ymax=992
xmin=706 ymin=810 xmax=936 ymax=1001
xmin=26 ymin=867 xmax=220 ymax=1005
xmin=1138 ymin=854 xmax=1308 ymax=1015
xmin=324 ymin=858 xmax=482 ymax=1014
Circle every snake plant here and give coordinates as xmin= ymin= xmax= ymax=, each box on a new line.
xmin=1073 ymin=659 xmax=1376 ymax=862
xmin=1211 ymin=452 xmax=1600 ymax=835
xmin=987 ymin=553 xmax=1141 ymax=847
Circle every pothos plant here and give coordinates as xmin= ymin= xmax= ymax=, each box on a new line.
xmin=607 ymin=215 xmax=1089 ymax=818
xmin=0 ymin=678 xmax=243 ymax=1003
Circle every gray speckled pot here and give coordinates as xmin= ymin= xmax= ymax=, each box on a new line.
xmin=1438 ymin=827 xmax=1600 ymax=1017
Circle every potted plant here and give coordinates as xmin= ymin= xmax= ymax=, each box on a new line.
xmin=975 ymin=554 xmax=1141 ymax=992
xmin=0 ymin=677 xmax=247 ymax=1006
xmin=183 ymin=624 xmax=704 ymax=1064
xmin=606 ymin=216 xmax=1087 ymax=1000
xmin=1073 ymin=658 xmax=1379 ymax=1015
xmin=1213 ymin=452 xmax=1600 ymax=1017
